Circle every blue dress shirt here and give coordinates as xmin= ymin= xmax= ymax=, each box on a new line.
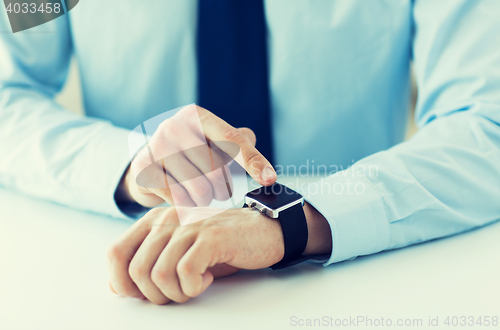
xmin=1 ymin=0 xmax=499 ymax=266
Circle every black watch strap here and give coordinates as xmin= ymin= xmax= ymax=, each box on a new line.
xmin=271 ymin=203 xmax=310 ymax=270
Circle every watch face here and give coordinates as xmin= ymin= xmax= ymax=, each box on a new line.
xmin=245 ymin=183 xmax=303 ymax=210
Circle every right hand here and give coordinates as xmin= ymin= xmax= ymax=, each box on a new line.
xmin=117 ymin=104 xmax=277 ymax=208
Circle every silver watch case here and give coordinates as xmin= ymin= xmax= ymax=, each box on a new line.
xmin=244 ymin=196 xmax=304 ymax=219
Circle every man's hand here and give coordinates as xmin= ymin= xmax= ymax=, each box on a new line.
xmin=116 ymin=105 xmax=277 ymax=208
xmin=106 ymin=203 xmax=332 ymax=304
xmin=106 ymin=207 xmax=284 ymax=304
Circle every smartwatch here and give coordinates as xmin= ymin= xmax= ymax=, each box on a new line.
xmin=244 ymin=182 xmax=310 ymax=269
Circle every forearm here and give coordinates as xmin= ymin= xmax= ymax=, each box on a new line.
xmin=0 ymin=88 xmax=133 ymax=216
xmin=300 ymin=109 xmax=500 ymax=265
xmin=359 ymin=111 xmax=500 ymax=249
xmin=0 ymin=16 xmax=135 ymax=218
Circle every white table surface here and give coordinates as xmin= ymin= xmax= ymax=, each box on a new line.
xmin=1 ymin=181 xmax=499 ymax=330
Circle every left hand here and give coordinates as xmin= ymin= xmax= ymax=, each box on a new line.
xmin=106 ymin=206 xmax=285 ymax=304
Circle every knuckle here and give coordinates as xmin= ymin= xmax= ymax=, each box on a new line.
xmin=223 ymin=127 xmax=244 ymax=143
xmin=195 ymin=240 xmax=215 ymax=260
xmin=159 ymin=119 xmax=182 ymax=138
xmin=144 ymin=207 xmax=161 ymax=219
xmin=128 ymin=262 xmax=148 ymax=282
xmin=192 ymin=179 xmax=213 ymax=199
xmin=175 ymin=105 xmax=193 ymax=119
xmin=200 ymin=230 xmax=221 ymax=245
xmin=239 ymin=127 xmax=256 ymax=144
xmin=152 ymin=207 xmax=168 ymax=217
xmin=172 ymin=228 xmax=193 ymax=242
xmin=152 ymin=207 xmax=178 ymax=226
xmin=132 ymin=147 xmax=153 ymax=170
xmin=194 ymin=104 xmax=204 ymax=114
xmin=176 ymin=260 xmax=193 ymax=278
xmin=152 ymin=212 xmax=170 ymax=227
xmin=195 ymin=105 xmax=208 ymax=119
xmin=176 ymin=105 xmax=200 ymax=127
xmin=151 ymin=268 xmax=188 ymax=304
xmin=135 ymin=214 xmax=154 ymax=230
xmin=158 ymin=118 xmax=174 ymax=130
xmin=161 ymin=206 xmax=177 ymax=218
xmin=106 ymin=243 xmax=123 ymax=263
xmin=150 ymin=268 xmax=168 ymax=287
xmin=150 ymin=220 xmax=168 ymax=233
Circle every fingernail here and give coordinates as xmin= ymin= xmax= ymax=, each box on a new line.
xmin=261 ymin=165 xmax=276 ymax=182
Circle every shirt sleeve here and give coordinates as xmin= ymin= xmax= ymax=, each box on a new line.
xmin=0 ymin=14 xmax=143 ymax=218
xmin=299 ymin=0 xmax=500 ymax=266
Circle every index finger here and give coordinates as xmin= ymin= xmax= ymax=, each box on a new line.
xmin=106 ymin=210 xmax=158 ymax=299
xmin=196 ymin=105 xmax=277 ymax=186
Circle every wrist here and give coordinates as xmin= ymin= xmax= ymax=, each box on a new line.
xmin=244 ymin=183 xmax=330 ymax=268
xmin=243 ymin=207 xmax=285 ymax=265
xmin=115 ymin=165 xmax=135 ymax=203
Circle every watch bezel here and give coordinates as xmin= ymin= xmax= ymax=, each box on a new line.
xmin=244 ymin=195 xmax=304 ymax=218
